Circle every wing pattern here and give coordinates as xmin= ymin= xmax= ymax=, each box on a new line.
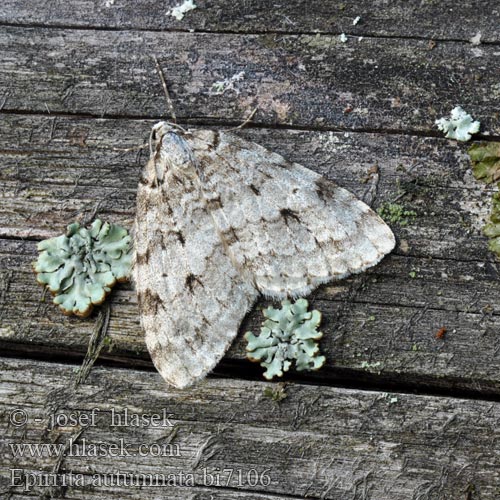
xmin=134 ymin=128 xmax=258 ymax=388
xmin=134 ymin=123 xmax=395 ymax=388
xmin=191 ymin=129 xmax=395 ymax=298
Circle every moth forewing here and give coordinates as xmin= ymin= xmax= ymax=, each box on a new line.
xmin=134 ymin=123 xmax=258 ymax=389
xmin=134 ymin=122 xmax=395 ymax=388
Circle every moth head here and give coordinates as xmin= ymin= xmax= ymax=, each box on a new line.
xmin=147 ymin=121 xmax=195 ymax=184
xmin=149 ymin=121 xmax=186 ymax=149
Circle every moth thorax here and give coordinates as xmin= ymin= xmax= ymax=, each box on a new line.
xmin=161 ymin=132 xmax=195 ymax=171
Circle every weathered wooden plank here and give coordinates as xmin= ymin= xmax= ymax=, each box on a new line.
xmin=0 ymin=27 xmax=499 ymax=134
xmin=2 ymin=236 xmax=500 ymax=394
xmin=2 ymin=113 xmax=499 ymax=390
xmin=0 ymin=114 xmax=492 ymax=263
xmin=6 ymin=490 xmax=290 ymax=500
xmin=2 ymin=357 xmax=500 ymax=499
xmin=1 ymin=0 xmax=500 ymax=43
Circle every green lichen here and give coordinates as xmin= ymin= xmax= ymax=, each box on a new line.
xmin=33 ymin=219 xmax=132 ymax=317
xmin=384 ymin=393 xmax=398 ymax=405
xmin=244 ymin=298 xmax=326 ymax=380
xmin=468 ymin=142 xmax=500 ymax=184
xmin=435 ymin=106 xmax=480 ymax=142
xmin=360 ymin=361 xmax=382 ymax=370
xmin=377 ymin=202 xmax=417 ymax=227
xmin=483 ymin=185 xmax=500 ymax=257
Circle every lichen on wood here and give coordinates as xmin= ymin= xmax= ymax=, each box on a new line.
xmin=244 ymin=299 xmax=325 ymax=380
xmin=435 ymin=106 xmax=480 ymax=142
xmin=33 ymin=219 xmax=132 ymax=317
xmin=482 ymin=185 xmax=500 ymax=256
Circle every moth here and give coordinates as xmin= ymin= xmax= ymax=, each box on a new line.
xmin=134 ymin=122 xmax=395 ymax=388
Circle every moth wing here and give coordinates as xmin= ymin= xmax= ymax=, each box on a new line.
xmin=190 ymin=130 xmax=395 ymax=298
xmin=134 ymin=149 xmax=258 ymax=388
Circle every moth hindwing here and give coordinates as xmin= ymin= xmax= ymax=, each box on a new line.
xmin=134 ymin=122 xmax=395 ymax=388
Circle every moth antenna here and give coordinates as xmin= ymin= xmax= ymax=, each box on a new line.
xmin=153 ymin=56 xmax=178 ymax=124
xmin=228 ymin=106 xmax=259 ymax=132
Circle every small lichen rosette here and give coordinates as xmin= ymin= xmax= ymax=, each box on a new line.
xmin=33 ymin=219 xmax=132 ymax=317
xmin=244 ymin=298 xmax=326 ymax=380
xmin=435 ymin=106 xmax=480 ymax=142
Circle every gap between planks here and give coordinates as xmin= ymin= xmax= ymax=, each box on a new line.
xmin=2 ymin=108 xmax=500 ymax=143
xmin=4 ymin=348 xmax=500 ymax=405
xmin=1 ymin=20 xmax=500 ymax=46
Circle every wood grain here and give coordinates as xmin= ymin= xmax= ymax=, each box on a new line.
xmin=0 ymin=114 xmax=491 ymax=261
xmin=2 ymin=357 xmax=500 ymax=499
xmin=2 ymin=3 xmax=500 ymax=495
xmin=0 ymin=27 xmax=499 ymax=135
xmin=3 ymin=236 xmax=500 ymax=394
xmin=1 ymin=0 xmax=499 ymax=42
xmin=2 ymin=113 xmax=499 ymax=392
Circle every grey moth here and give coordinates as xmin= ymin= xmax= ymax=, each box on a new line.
xmin=134 ymin=122 xmax=395 ymax=388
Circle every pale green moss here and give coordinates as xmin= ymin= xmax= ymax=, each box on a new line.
xmin=468 ymin=142 xmax=500 ymax=184
xmin=377 ymin=202 xmax=417 ymax=227
xmin=263 ymin=383 xmax=288 ymax=402
xmin=245 ymin=298 xmax=325 ymax=380
xmin=483 ymin=185 xmax=500 ymax=257
xmin=360 ymin=361 xmax=381 ymax=370
xmin=467 ymin=143 xmax=500 ymax=260
xmin=33 ymin=219 xmax=132 ymax=317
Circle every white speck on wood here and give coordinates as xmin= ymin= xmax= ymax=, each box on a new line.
xmin=470 ymin=32 xmax=482 ymax=45
xmin=169 ymin=0 xmax=197 ymax=20
xmin=211 ymin=71 xmax=245 ymax=95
